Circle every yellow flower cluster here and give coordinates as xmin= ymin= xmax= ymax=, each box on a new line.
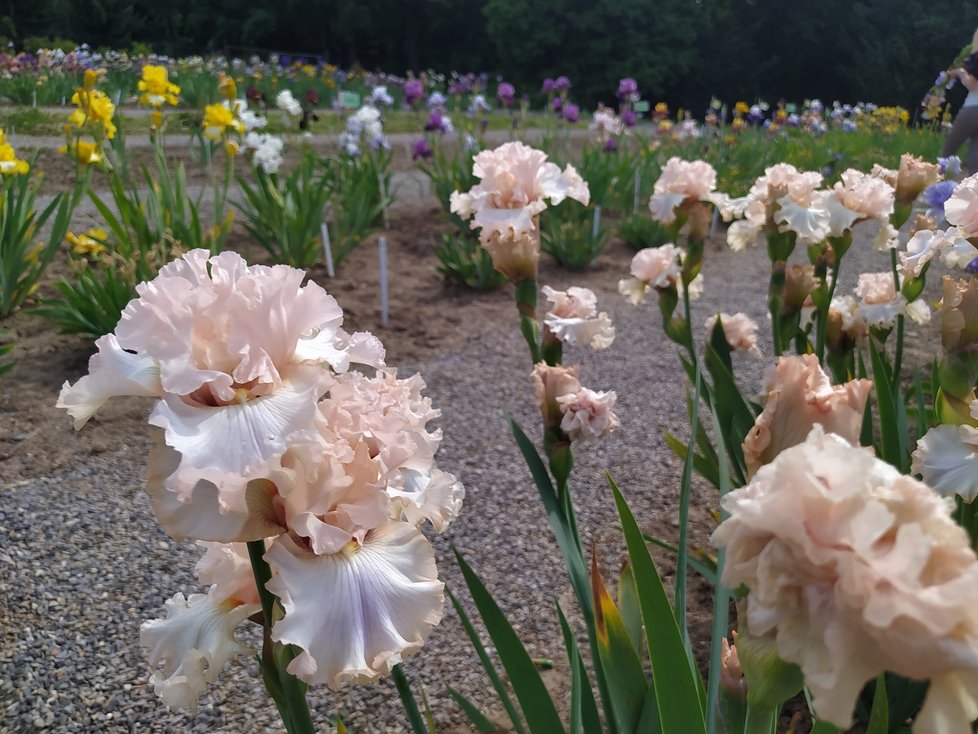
xmin=138 ymin=65 xmax=181 ymax=107
xmin=68 ymin=69 xmax=117 ymax=140
xmin=861 ymin=106 xmax=910 ymax=135
xmin=67 ymin=228 xmax=109 ymax=257
xmin=0 ymin=128 xmax=29 ymax=175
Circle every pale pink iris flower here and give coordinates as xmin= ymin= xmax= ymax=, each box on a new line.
xmin=714 ymin=427 xmax=978 ymax=733
xmin=742 ymin=354 xmax=871 ymax=477
xmin=648 ymin=157 xmax=718 ymax=225
xmin=542 ymin=285 xmax=615 ymax=350
xmin=449 ymin=141 xmax=589 ymax=245
xmin=60 ymin=250 xmax=463 ymax=708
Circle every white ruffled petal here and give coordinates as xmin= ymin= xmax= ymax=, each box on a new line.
xmin=942 ymin=229 xmax=978 ymax=270
xmin=140 ymin=590 xmax=259 ymax=712
xmin=648 ymin=192 xmax=687 ymax=225
xmin=388 ymin=468 xmax=465 ymax=533
xmin=774 ymin=197 xmax=832 ymax=244
xmin=727 ymin=220 xmax=761 ymax=251
xmin=146 ymin=436 xmax=284 ymax=542
xmin=265 ymin=522 xmax=444 ymax=687
xmin=471 ymin=202 xmax=544 ymax=242
xmin=544 ymin=313 xmax=616 ymax=350
xmin=540 ymin=163 xmax=590 ymax=206
xmin=813 ymin=191 xmax=861 ymax=237
xmin=56 ymin=334 xmax=162 ymax=429
xmin=707 ymin=192 xmax=750 ymax=221
xmin=148 ymin=381 xmax=321 ymax=508
xmin=912 ymin=425 xmax=978 ymax=501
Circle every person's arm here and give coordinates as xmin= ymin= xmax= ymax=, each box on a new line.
xmin=952 ymin=67 xmax=978 ymax=91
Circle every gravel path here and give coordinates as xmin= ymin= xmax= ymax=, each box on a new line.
xmin=0 ymin=187 xmax=946 ymax=732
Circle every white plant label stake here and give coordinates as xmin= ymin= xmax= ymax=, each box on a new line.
xmin=377 ymin=173 xmax=391 ymax=231
xmin=633 ymin=170 xmax=641 ymax=213
xmin=378 ymin=236 xmax=389 ymax=327
xmin=592 ymin=206 xmax=602 ymax=240
xmin=321 ymin=222 xmax=335 ymax=277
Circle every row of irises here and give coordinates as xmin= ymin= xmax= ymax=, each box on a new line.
xmin=55 ymin=130 xmax=978 ymax=733
xmin=0 ymin=45 xmax=915 ymax=137
xmin=0 ymin=63 xmax=392 ymax=364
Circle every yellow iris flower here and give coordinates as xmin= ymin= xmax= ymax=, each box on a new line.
xmin=60 ymin=140 xmax=104 ymax=165
xmin=67 ymin=229 xmax=109 ymax=257
xmin=69 ymin=87 xmax=117 ymax=139
xmin=203 ymin=103 xmax=245 ymax=141
xmin=0 ymin=129 xmax=29 ymax=175
xmin=217 ymin=73 xmax=237 ymax=102
xmin=138 ymin=65 xmax=181 ymax=107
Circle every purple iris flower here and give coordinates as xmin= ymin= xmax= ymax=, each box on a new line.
xmin=552 ymin=96 xmax=563 ymax=113
xmin=562 ymin=103 xmax=580 ymax=123
xmin=411 ymin=139 xmax=432 ymax=160
xmin=967 ymin=256 xmax=978 ymax=274
xmin=603 ymin=137 xmax=618 ymax=153
xmin=554 ymin=76 xmax=571 ymax=91
xmin=617 ymin=77 xmax=638 ymax=99
xmin=621 ymin=109 xmax=637 ymax=127
xmin=542 ymin=78 xmax=556 ymax=93
xmin=404 ymin=79 xmax=425 ymax=106
xmin=497 ymin=82 xmax=516 ymax=106
xmin=935 ymin=71 xmax=949 ymax=87
xmin=923 ymin=180 xmax=957 ymax=218
xmin=424 ymin=110 xmax=450 ymax=133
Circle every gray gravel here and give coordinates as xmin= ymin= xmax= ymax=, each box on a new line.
xmin=0 ymin=190 xmax=948 ymax=733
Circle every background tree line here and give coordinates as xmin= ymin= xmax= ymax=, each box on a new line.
xmin=6 ymin=0 xmax=978 ymax=113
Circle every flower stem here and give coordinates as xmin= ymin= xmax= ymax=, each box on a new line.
xmin=246 ymin=540 xmax=315 ymax=734
xmin=515 ymin=278 xmax=541 ymax=363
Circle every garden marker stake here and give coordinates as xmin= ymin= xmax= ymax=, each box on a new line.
xmin=592 ymin=206 xmax=602 ymax=240
xmin=379 ymin=235 xmax=389 ymax=326
xmin=320 ymin=222 xmax=335 ymax=277
xmin=378 ymin=173 xmax=391 ymax=231
xmin=710 ymin=208 xmax=720 ymax=238
xmin=633 ymin=170 xmax=641 ymax=213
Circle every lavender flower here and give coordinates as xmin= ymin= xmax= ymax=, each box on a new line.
xmin=923 ymin=180 xmax=958 ymax=219
xmin=468 ymin=94 xmax=492 ymax=115
xmin=617 ymin=77 xmax=638 ymax=100
xmin=424 ymin=110 xmax=453 ymax=134
xmin=411 ymin=138 xmax=432 ymax=160
xmin=563 ymin=103 xmax=580 ymax=123
xmin=497 ymin=82 xmax=516 ymax=106
xmin=368 ymin=86 xmax=394 ymax=106
xmin=404 ymin=79 xmax=425 ymax=106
